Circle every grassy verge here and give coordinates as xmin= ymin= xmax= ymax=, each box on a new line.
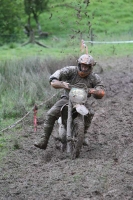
xmin=0 ymin=34 xmax=133 ymax=60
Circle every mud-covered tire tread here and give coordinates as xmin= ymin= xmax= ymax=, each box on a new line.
xmin=72 ymin=114 xmax=84 ymax=159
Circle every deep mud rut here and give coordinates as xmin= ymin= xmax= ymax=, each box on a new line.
xmin=1 ymin=56 xmax=133 ymax=200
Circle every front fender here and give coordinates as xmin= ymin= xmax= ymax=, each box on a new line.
xmin=74 ymin=104 xmax=89 ymax=115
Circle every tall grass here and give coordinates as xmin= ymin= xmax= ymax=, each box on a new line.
xmin=0 ymin=57 xmax=49 ymax=119
xmin=0 ymin=55 xmax=78 ymax=130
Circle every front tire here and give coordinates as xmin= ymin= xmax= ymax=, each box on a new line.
xmin=72 ymin=114 xmax=85 ymax=159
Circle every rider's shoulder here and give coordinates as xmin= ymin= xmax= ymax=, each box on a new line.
xmin=64 ymin=66 xmax=77 ymax=70
xmin=61 ymin=66 xmax=77 ymax=72
xmin=89 ymin=72 xmax=101 ymax=81
xmin=90 ymin=72 xmax=100 ymax=78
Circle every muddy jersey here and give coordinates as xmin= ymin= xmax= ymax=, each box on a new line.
xmin=49 ymin=66 xmax=104 ymax=98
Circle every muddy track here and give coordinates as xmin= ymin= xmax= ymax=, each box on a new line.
xmin=1 ymin=56 xmax=133 ymax=200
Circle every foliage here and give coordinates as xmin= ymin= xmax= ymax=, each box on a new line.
xmin=40 ymin=0 xmax=133 ymax=39
xmin=0 ymin=0 xmax=24 ymax=42
xmin=24 ymin=0 xmax=49 ymax=32
xmin=24 ymin=0 xmax=49 ymax=16
xmin=0 ymin=0 xmax=133 ymax=43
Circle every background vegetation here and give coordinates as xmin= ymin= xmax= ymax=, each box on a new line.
xmin=1 ymin=0 xmax=133 ymax=42
xmin=0 ymin=0 xmax=133 ymax=156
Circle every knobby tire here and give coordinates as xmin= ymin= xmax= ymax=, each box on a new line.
xmin=72 ymin=114 xmax=85 ymax=159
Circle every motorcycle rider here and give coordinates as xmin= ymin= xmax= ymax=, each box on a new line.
xmin=34 ymin=54 xmax=105 ymax=149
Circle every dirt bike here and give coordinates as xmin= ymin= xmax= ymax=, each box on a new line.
xmin=57 ymin=83 xmax=89 ymax=159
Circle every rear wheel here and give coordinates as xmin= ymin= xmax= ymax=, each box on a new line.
xmin=72 ymin=114 xmax=85 ymax=159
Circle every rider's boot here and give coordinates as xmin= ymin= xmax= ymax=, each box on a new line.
xmin=34 ymin=115 xmax=57 ymax=149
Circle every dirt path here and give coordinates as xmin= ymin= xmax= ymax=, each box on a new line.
xmin=1 ymin=56 xmax=133 ymax=200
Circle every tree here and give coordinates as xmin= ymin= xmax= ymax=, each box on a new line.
xmin=0 ymin=0 xmax=24 ymax=41
xmin=23 ymin=0 xmax=49 ymax=47
xmin=24 ymin=0 xmax=49 ymax=33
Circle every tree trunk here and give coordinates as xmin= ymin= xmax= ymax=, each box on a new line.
xmin=22 ymin=29 xmax=48 ymax=48
xmin=32 ymin=11 xmax=42 ymax=34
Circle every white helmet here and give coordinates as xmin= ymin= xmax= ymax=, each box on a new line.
xmin=78 ymin=54 xmax=96 ymax=66
xmin=77 ymin=54 xmax=96 ymax=77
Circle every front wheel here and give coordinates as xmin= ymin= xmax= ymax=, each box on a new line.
xmin=72 ymin=114 xmax=85 ymax=159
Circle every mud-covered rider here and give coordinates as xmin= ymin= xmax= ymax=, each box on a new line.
xmin=34 ymin=54 xmax=105 ymax=149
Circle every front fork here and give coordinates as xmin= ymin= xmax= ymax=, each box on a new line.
xmin=66 ymin=100 xmax=73 ymax=153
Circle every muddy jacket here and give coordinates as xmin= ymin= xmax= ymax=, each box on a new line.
xmin=49 ymin=66 xmax=105 ymax=98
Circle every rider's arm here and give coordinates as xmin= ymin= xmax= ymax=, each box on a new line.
xmin=50 ymin=79 xmax=70 ymax=90
xmin=49 ymin=66 xmax=76 ymax=90
xmin=88 ymin=73 xmax=105 ymax=99
xmin=88 ymin=88 xmax=105 ymax=99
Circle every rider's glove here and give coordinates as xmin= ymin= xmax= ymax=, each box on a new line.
xmin=89 ymin=88 xmax=105 ymax=99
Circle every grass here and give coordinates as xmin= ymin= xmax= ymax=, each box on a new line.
xmin=40 ymin=0 xmax=133 ymax=37
xmin=0 ymin=37 xmax=133 ymax=61
xmin=0 ymin=55 xmax=78 ymax=129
